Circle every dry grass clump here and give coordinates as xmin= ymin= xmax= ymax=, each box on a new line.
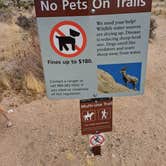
xmin=0 ymin=0 xmax=6 ymax=9
xmin=12 ymin=0 xmax=34 ymax=10
xmin=0 ymin=22 xmax=23 ymax=61
xmin=11 ymin=26 xmax=45 ymax=98
xmin=0 ymin=72 xmax=10 ymax=90
xmin=0 ymin=10 xmax=13 ymax=24
xmin=152 ymin=8 xmax=166 ymax=16
xmin=149 ymin=17 xmax=157 ymax=40
xmin=14 ymin=15 xmax=44 ymax=93
xmin=152 ymin=0 xmax=166 ymax=16
xmin=23 ymin=72 xmax=45 ymax=94
xmin=0 ymin=72 xmax=11 ymax=101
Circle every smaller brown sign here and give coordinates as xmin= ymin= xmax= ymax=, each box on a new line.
xmin=80 ymin=98 xmax=112 ymax=135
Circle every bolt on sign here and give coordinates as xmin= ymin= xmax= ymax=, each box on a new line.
xmin=34 ymin=0 xmax=152 ymax=99
xmin=80 ymin=98 xmax=112 ymax=135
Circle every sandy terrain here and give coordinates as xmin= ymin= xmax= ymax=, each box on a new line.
xmin=0 ymin=3 xmax=166 ymax=166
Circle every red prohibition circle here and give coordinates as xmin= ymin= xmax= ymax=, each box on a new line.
xmin=50 ymin=21 xmax=87 ymax=58
xmin=90 ymin=135 xmax=105 ymax=146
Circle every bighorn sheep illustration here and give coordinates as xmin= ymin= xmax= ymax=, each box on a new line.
xmin=120 ymin=67 xmax=138 ymax=90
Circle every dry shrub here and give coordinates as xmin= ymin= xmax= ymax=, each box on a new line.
xmin=13 ymin=16 xmax=45 ymax=96
xmin=152 ymin=0 xmax=166 ymax=16
xmin=0 ymin=15 xmax=45 ymax=102
xmin=0 ymin=0 xmax=6 ymax=9
xmin=16 ymin=15 xmax=31 ymax=30
xmin=12 ymin=0 xmax=34 ymax=9
xmin=0 ymin=72 xmax=11 ymax=101
xmin=152 ymin=8 xmax=166 ymax=16
xmin=0 ymin=72 xmax=10 ymax=90
xmin=12 ymin=33 xmax=45 ymax=98
xmin=0 ymin=8 xmax=45 ymax=103
xmin=0 ymin=23 xmax=23 ymax=61
xmin=149 ymin=17 xmax=157 ymax=40
xmin=24 ymin=72 xmax=45 ymax=94
xmin=0 ymin=10 xmax=13 ymax=24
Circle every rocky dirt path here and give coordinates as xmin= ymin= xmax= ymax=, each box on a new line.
xmin=0 ymin=17 xmax=166 ymax=166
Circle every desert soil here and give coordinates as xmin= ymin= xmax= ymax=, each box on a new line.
xmin=0 ymin=16 xmax=166 ymax=166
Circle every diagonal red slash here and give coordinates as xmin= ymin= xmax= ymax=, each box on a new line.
xmin=55 ymin=28 xmax=81 ymax=52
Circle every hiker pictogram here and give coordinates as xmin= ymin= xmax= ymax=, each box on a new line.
xmin=101 ymin=109 xmax=108 ymax=120
xmin=98 ymin=108 xmax=111 ymax=121
xmin=50 ymin=21 xmax=87 ymax=58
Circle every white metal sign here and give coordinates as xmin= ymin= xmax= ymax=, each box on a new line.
xmin=34 ymin=0 xmax=152 ymax=99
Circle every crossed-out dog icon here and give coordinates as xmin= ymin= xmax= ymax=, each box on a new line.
xmin=56 ymin=29 xmax=80 ymax=51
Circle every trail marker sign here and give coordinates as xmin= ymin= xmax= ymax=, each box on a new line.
xmin=80 ymin=98 xmax=113 ymax=135
xmin=34 ymin=0 xmax=152 ymax=99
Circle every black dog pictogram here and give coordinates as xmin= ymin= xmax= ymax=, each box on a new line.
xmin=56 ymin=29 xmax=80 ymax=51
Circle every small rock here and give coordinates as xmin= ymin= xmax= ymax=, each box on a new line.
xmin=54 ymin=155 xmax=58 ymax=159
xmin=7 ymin=109 xmax=14 ymax=113
xmin=156 ymin=145 xmax=161 ymax=151
xmin=143 ymin=130 xmax=147 ymax=134
xmin=7 ymin=121 xmax=13 ymax=128
xmin=115 ymin=138 xmax=121 ymax=147
xmin=48 ymin=131 xmax=54 ymax=136
xmin=60 ymin=147 xmax=67 ymax=153
xmin=110 ymin=143 xmax=114 ymax=148
xmin=112 ymin=153 xmax=116 ymax=158
xmin=9 ymin=103 xmax=15 ymax=107
xmin=131 ymin=129 xmax=135 ymax=133
xmin=116 ymin=138 xmax=121 ymax=142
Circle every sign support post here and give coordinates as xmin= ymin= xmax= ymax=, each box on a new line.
xmin=34 ymin=0 xmax=152 ymax=157
xmin=91 ymin=145 xmax=102 ymax=156
xmin=80 ymin=97 xmax=113 ymax=156
xmin=90 ymin=131 xmax=103 ymax=156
